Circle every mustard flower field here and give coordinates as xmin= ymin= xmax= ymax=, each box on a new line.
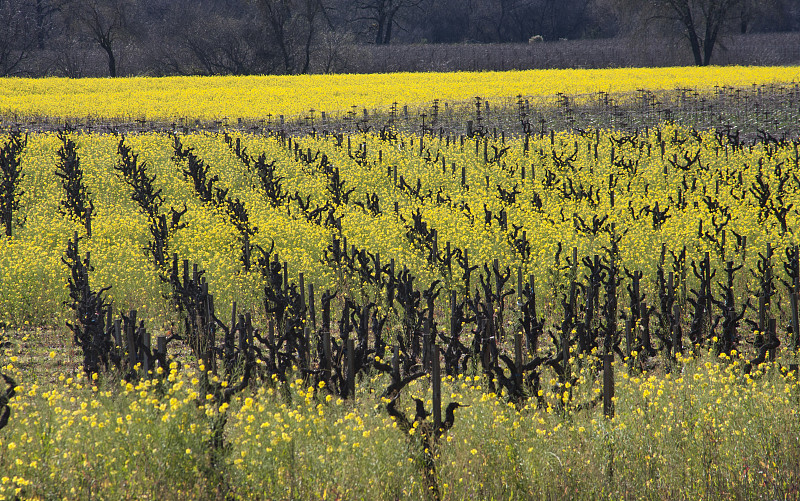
xmin=1 ymin=66 xmax=799 ymax=122
xmin=1 ymin=68 xmax=800 ymax=499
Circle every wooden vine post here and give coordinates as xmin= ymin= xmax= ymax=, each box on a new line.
xmin=432 ymin=345 xmax=441 ymax=432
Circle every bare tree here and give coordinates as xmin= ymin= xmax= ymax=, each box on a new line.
xmin=318 ymin=29 xmax=357 ymax=72
xmin=33 ymin=0 xmax=61 ymax=49
xmin=737 ymin=0 xmax=795 ymax=33
xmin=150 ymin=0 xmax=272 ymax=75
xmin=254 ymin=0 xmax=329 ymax=74
xmin=0 ymin=0 xmax=36 ymax=76
xmin=649 ymin=0 xmax=741 ymax=66
xmin=65 ymin=0 xmax=128 ymax=77
xmin=352 ymin=0 xmax=425 ymax=44
xmin=184 ymin=19 xmax=263 ymax=75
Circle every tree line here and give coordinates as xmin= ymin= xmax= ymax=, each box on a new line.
xmin=0 ymin=0 xmax=798 ymax=77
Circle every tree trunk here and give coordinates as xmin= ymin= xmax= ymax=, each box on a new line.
xmin=375 ymin=8 xmax=387 ymax=44
xmin=687 ymin=29 xmax=704 ymax=65
xmin=680 ymin=8 xmax=705 ymax=66
xmin=302 ymin=21 xmax=313 ymax=73
xmin=36 ymin=0 xmax=46 ymax=50
xmin=274 ymin=24 xmax=294 ymax=73
xmin=100 ymin=40 xmax=116 ymax=77
xmin=301 ymin=0 xmax=322 ymax=73
xmin=383 ymin=14 xmax=393 ymax=44
xmin=703 ymin=25 xmax=719 ymax=65
xmin=382 ymin=4 xmax=402 ymax=44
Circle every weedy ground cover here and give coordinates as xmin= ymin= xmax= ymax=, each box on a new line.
xmin=1 ymin=334 xmax=799 ymax=499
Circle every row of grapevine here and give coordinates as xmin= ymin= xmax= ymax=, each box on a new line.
xmin=1 ymin=107 xmax=800 ymax=495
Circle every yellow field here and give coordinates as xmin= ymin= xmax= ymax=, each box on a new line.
xmin=1 ymin=66 xmax=799 ymax=122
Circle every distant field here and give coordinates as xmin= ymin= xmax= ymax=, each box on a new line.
xmin=1 ymin=66 xmax=799 ymax=122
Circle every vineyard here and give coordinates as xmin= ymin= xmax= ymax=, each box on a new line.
xmin=1 ymin=71 xmax=800 ymax=499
